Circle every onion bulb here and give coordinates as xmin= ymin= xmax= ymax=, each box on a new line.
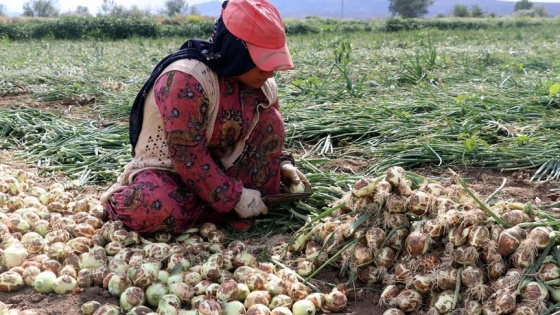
xmin=52 ymin=275 xmax=77 ymax=295
xmin=291 ymin=299 xmax=316 ymax=315
xmin=0 ymin=271 xmax=24 ymax=292
xmin=33 ymin=270 xmax=57 ymax=294
xmin=120 ymin=286 xmax=146 ymax=312
xmin=223 ymin=300 xmax=247 ymax=315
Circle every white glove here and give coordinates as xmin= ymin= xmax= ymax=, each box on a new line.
xmin=280 ymin=162 xmax=311 ymax=193
xmin=234 ymin=188 xmax=268 ymax=218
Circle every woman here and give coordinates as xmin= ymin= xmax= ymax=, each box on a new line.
xmin=101 ymin=0 xmax=310 ymax=234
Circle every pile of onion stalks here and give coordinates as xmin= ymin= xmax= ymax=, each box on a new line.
xmin=285 ymin=165 xmax=560 ymax=315
xmin=0 ymin=163 xmax=350 ymax=315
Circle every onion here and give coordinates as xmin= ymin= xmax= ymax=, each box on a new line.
xmin=194 ymin=280 xmax=213 ymax=296
xmin=411 ymin=272 xmax=435 ymax=293
xmin=271 ymin=306 xmax=293 ymax=315
xmin=304 ymin=293 xmax=324 ymax=310
xmin=296 ymin=261 xmax=315 ymax=277
xmin=107 ymin=273 xmax=131 ymax=297
xmin=0 ymin=271 xmax=24 ymax=292
xmin=246 ymin=304 xmax=272 ymax=315
xmin=93 ymin=303 xmax=121 ymax=315
xmin=132 ymin=259 xmax=161 ymax=288
xmin=468 ymin=225 xmax=490 ymax=248
xmin=520 ymin=281 xmax=548 ymax=301
xmin=247 ymin=273 xmax=267 ymax=292
xmin=493 ymin=288 xmax=517 ymax=314
xmin=405 ymin=231 xmax=430 ymax=258
xmin=22 ymin=265 xmax=42 ymax=287
xmin=265 ymin=276 xmax=287 ymax=296
xmin=382 ymin=309 xmax=405 ymax=315
xmin=169 ymin=282 xmax=195 ymax=304
xmin=394 ymin=289 xmax=422 ymax=313
xmin=324 ymin=287 xmax=347 ymax=312
xmin=352 ymin=177 xmax=377 ymax=197
xmin=52 ymin=274 xmax=77 ymax=294
xmin=373 ymin=246 xmax=396 ymax=269
xmin=33 ymin=270 xmax=57 ymax=293
xmin=365 ymin=227 xmax=386 ymax=250
xmin=291 ymin=299 xmax=316 ymax=315
xmin=245 ymin=291 xmax=271 ymax=309
xmin=288 ymin=282 xmax=310 ymax=301
xmin=497 ymin=227 xmax=525 ymax=256
xmin=223 ymin=300 xmax=247 ymax=315
xmin=269 ymin=294 xmax=293 ymax=309
xmin=432 ymin=290 xmax=457 ymax=314
xmin=205 ymin=282 xmax=220 ymax=296
xmin=183 ymin=271 xmax=203 ymax=286
xmin=385 ymin=166 xmax=406 ymax=188
xmin=198 ymin=299 xmax=222 ymax=315
xmin=125 ymin=305 xmax=153 ymax=315
xmin=528 ymin=226 xmax=552 ymax=249
xmin=200 ymin=261 xmax=221 ymax=282
xmin=500 ymin=209 xmax=530 ymax=226
xmin=120 ymin=286 xmax=146 ymax=312
xmin=406 ymin=191 xmax=433 ymax=216
xmin=461 ymin=266 xmax=485 ymax=287
xmin=436 ymin=267 xmax=458 ymax=291
xmin=80 ymin=300 xmax=102 ymax=315
xmin=216 ymin=279 xmax=239 ymax=302
xmin=538 ymin=263 xmax=560 ymax=282
xmin=379 ymin=284 xmax=400 ymax=306
xmin=3 ymin=242 xmax=28 ymax=268
xmin=146 ymin=282 xmax=169 ymax=307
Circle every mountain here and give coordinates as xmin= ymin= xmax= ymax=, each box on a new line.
xmin=192 ymin=0 xmax=560 ymax=19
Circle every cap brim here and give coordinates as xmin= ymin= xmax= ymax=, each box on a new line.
xmin=246 ymin=42 xmax=294 ymax=71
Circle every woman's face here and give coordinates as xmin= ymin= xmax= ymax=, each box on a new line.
xmin=236 ymin=67 xmax=275 ymax=89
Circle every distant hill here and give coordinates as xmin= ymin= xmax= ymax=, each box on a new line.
xmin=193 ymin=0 xmax=560 ymax=19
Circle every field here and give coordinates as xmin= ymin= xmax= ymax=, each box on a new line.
xmin=1 ymin=18 xmax=560 ymax=314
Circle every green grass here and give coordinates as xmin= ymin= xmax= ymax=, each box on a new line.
xmin=1 ymin=20 xmax=559 ymax=234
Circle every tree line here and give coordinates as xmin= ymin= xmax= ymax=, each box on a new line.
xmin=0 ymin=0 xmax=549 ymax=19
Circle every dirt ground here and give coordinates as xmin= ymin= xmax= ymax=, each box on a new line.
xmin=2 ymin=95 xmax=560 ymax=314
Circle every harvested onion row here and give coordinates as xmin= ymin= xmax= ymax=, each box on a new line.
xmin=0 ymin=163 xmax=347 ymax=315
xmin=288 ymin=166 xmax=560 ymax=314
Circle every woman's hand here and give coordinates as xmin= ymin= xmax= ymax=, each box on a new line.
xmin=234 ymin=188 xmax=268 ymax=218
xmin=281 ymin=162 xmax=311 ymax=193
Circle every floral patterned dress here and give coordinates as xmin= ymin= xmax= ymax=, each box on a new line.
xmin=104 ymin=71 xmax=288 ymax=234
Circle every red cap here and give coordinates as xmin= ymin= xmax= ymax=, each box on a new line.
xmin=222 ymin=0 xmax=294 ymax=71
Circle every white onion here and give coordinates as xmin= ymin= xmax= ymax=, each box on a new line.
xmin=0 ymin=271 xmax=24 ymax=292
xmin=291 ymin=299 xmax=316 ymax=315
xmin=3 ymin=242 xmax=28 ymax=268
xmin=33 ymin=270 xmax=57 ymax=293
xmin=120 ymin=286 xmax=146 ymax=312
xmin=52 ymin=274 xmax=78 ymax=294
xmin=223 ymin=300 xmax=247 ymax=315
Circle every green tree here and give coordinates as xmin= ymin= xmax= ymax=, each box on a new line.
xmin=515 ymin=0 xmax=533 ymax=11
xmin=189 ymin=6 xmax=201 ymax=16
xmin=388 ymin=0 xmax=435 ymax=18
xmin=452 ymin=5 xmax=469 ymax=17
xmin=533 ymin=6 xmax=548 ymax=17
xmin=470 ymin=5 xmax=484 ymax=17
xmin=23 ymin=0 xmax=60 ymax=17
xmin=163 ymin=0 xmax=188 ymax=16
xmin=100 ymin=0 xmax=116 ymax=15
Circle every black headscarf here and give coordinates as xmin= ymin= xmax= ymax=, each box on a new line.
xmin=128 ymin=1 xmax=256 ymax=156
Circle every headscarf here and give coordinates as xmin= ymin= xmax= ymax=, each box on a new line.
xmin=128 ymin=1 xmax=256 ymax=156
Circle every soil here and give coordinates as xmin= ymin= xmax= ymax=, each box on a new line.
xmin=2 ymin=94 xmax=560 ymax=314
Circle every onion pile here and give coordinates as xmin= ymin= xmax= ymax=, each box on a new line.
xmin=288 ymin=166 xmax=560 ymax=314
xmin=0 ymin=163 xmax=342 ymax=315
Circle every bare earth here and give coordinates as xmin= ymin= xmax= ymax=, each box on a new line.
xmin=2 ymin=95 xmax=560 ymax=314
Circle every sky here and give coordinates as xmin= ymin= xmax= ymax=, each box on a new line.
xmin=1 ymin=0 xmax=212 ymax=16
